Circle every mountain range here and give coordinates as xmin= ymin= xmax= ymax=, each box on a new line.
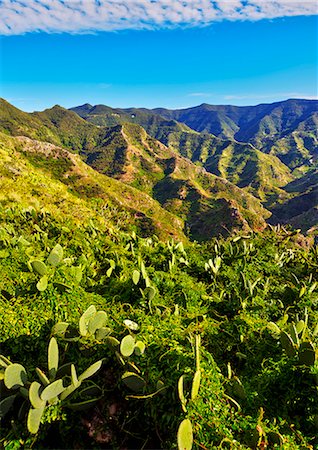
xmin=1 ymin=97 xmax=317 ymax=240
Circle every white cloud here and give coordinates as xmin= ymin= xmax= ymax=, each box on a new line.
xmin=224 ymin=92 xmax=318 ymax=101
xmin=188 ymin=92 xmax=214 ymax=97
xmin=0 ymin=1 xmax=317 ymax=35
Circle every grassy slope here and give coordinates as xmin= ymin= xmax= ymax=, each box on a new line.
xmin=0 ymin=132 xmax=185 ymax=241
xmin=0 ymin=205 xmax=317 ymax=449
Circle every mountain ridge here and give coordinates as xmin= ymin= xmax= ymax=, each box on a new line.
xmin=1 ymin=98 xmax=318 ymax=236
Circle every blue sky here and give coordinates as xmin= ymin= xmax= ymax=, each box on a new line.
xmin=0 ymin=1 xmax=317 ymax=111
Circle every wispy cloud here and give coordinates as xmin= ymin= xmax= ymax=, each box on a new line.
xmin=224 ymin=92 xmax=318 ymax=101
xmin=0 ymin=1 xmax=316 ymax=35
xmin=188 ymin=92 xmax=214 ymax=97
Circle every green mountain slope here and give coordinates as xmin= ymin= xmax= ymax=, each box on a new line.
xmin=270 ymin=169 xmax=318 ymax=232
xmin=157 ymin=130 xmax=293 ymax=202
xmin=70 ymin=103 xmax=191 ymax=136
xmin=78 ymin=121 xmax=270 ymax=239
xmin=71 ymin=102 xmax=294 ymax=202
xmin=0 ymin=131 xmax=185 ymax=240
xmin=0 ymin=100 xmax=270 ymax=239
xmin=153 ymin=99 xmax=318 ymax=171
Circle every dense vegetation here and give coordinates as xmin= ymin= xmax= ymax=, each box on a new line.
xmin=0 ymin=205 xmax=317 ymax=449
xmin=0 ymin=97 xmax=317 ymax=449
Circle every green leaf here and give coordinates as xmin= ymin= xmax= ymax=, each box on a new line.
xmin=78 ymin=360 xmax=102 ymax=382
xmin=267 ymin=322 xmax=281 ymax=337
xmin=132 ymin=270 xmax=140 ymax=285
xmin=295 ymin=320 xmax=305 ymax=335
xmin=191 ymin=370 xmax=201 ymax=400
xmin=177 ymin=419 xmax=193 ymax=450
xmin=40 ymin=379 xmax=65 ymax=401
xmin=121 ymin=372 xmax=146 ymax=392
xmin=230 ymin=376 xmax=246 ymax=400
xmin=79 ymin=305 xmax=96 ymax=336
xmin=88 ymin=311 xmax=107 ymax=335
xmin=27 ymin=406 xmax=45 ymax=434
xmin=31 ymin=260 xmax=47 ymax=276
xmin=35 ymin=368 xmax=50 ymax=386
xmin=59 ymin=383 xmax=78 ymax=401
xmin=37 ymin=275 xmax=48 ymax=292
xmin=95 ymin=327 xmax=112 ymax=340
xmin=105 ymin=336 xmax=120 ymax=349
xmin=298 ymin=342 xmax=316 ymax=366
xmin=47 ymin=244 xmax=63 ymax=267
xmin=144 ymin=286 xmax=156 ymax=301
xmin=288 ymin=323 xmax=299 ymax=347
xmin=123 ymin=319 xmax=139 ymax=331
xmin=4 ymin=363 xmax=27 ymax=389
xmin=71 ymin=364 xmax=79 ymax=387
xmin=280 ymin=331 xmax=296 ymax=357
xmin=120 ymin=335 xmax=135 ymax=357
xmin=29 ymin=381 xmax=45 ymax=409
xmin=0 ymin=395 xmax=16 ymax=418
xmin=48 ymin=337 xmax=59 ymax=381
xmin=134 ymin=341 xmax=146 ymax=356
xmin=51 ymin=322 xmax=70 ymax=338
xmin=178 ymin=375 xmax=187 ymax=412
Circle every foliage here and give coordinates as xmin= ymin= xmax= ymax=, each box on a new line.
xmin=0 ymin=203 xmax=317 ymax=449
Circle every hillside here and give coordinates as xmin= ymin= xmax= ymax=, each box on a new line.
xmin=70 ymin=102 xmax=294 ymax=203
xmin=2 ymin=98 xmax=318 ymax=235
xmin=0 ymin=131 xmax=185 ymax=241
xmin=0 ymin=98 xmax=317 ymax=450
xmin=82 ymin=121 xmax=270 ymax=237
xmin=153 ymin=99 xmax=318 ymax=171
xmin=0 ymin=100 xmax=271 ymax=240
xmin=270 ymin=169 xmax=318 ymax=232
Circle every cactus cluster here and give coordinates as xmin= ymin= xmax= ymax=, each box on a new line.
xmin=54 ymin=305 xmax=152 ymax=397
xmin=268 ymin=311 xmax=317 ymax=367
xmin=205 ymin=256 xmax=222 ymax=276
xmin=177 ymin=335 xmax=201 ymax=450
xmin=53 ymin=305 xmax=111 ymax=341
xmin=28 ymin=243 xmax=83 ymax=292
xmin=0 ymin=337 xmax=103 ymax=434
